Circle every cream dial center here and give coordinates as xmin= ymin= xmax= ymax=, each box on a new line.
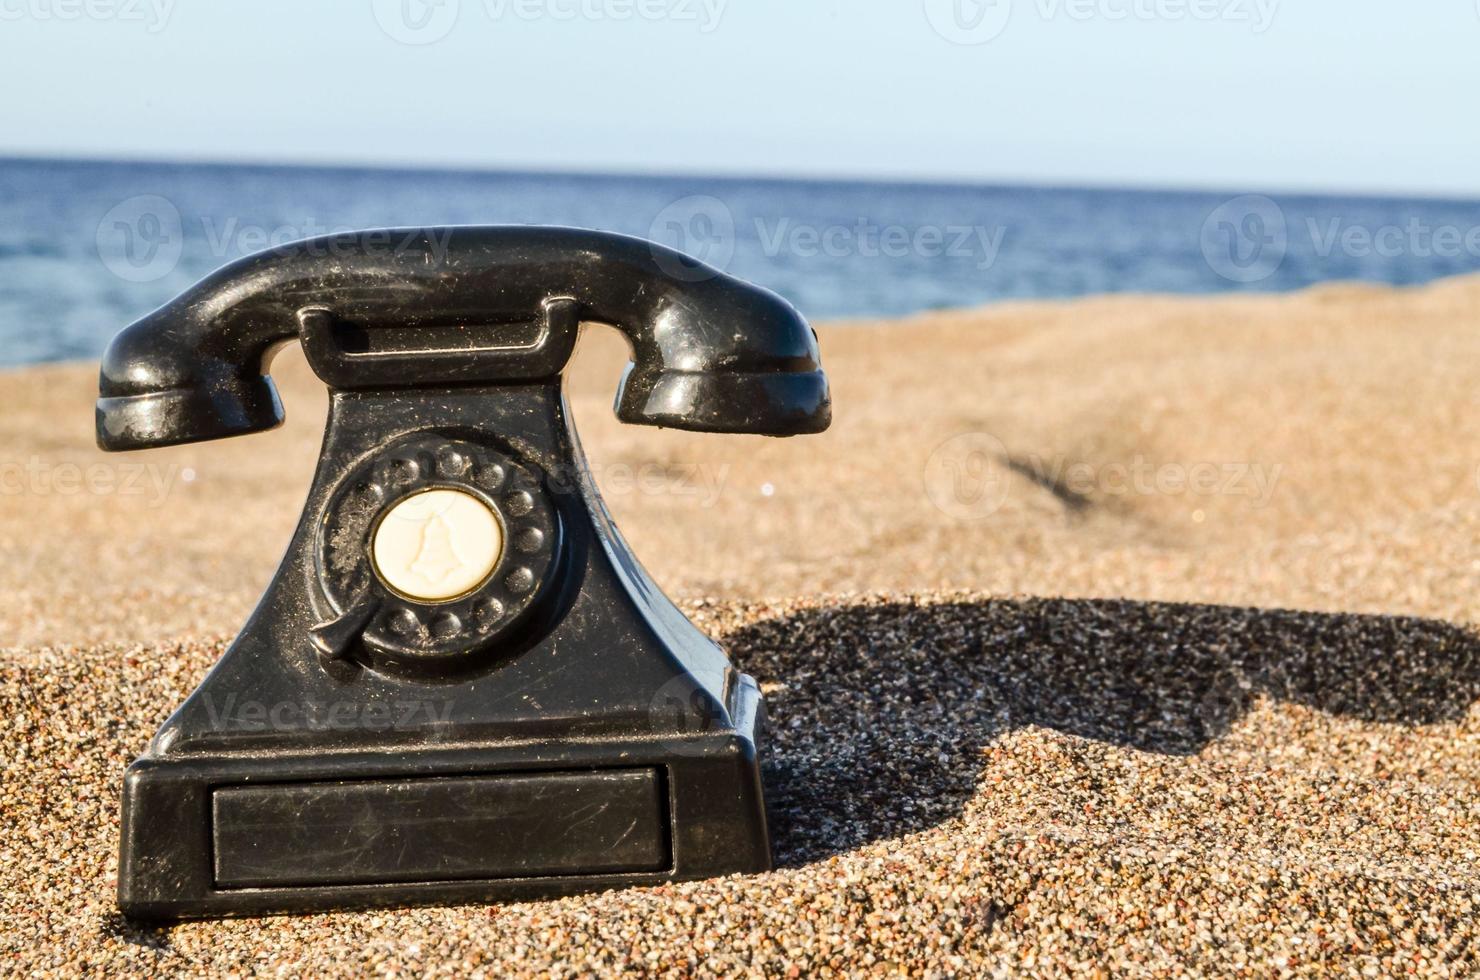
xmin=371 ymin=488 xmax=503 ymax=601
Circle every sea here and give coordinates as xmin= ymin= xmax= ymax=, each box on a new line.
xmin=3 ymin=157 xmax=1480 ymax=368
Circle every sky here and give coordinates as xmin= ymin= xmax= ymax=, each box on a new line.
xmin=2 ymin=0 xmax=1478 ymax=196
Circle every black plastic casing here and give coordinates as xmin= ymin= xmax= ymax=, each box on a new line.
xmin=97 ymin=227 xmax=828 ymax=919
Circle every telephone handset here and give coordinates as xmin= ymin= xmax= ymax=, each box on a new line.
xmin=98 ymin=227 xmax=830 ymax=919
xmin=97 ymin=225 xmax=828 ymax=450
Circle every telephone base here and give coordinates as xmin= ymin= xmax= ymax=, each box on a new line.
xmin=117 ymin=685 xmax=771 ymax=921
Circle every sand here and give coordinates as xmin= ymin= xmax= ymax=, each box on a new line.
xmin=2 ymin=276 xmax=1478 ymax=975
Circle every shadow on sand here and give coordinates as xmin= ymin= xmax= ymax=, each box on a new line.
xmin=716 ymin=597 xmax=1480 ymax=866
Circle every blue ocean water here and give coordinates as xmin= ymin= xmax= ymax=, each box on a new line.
xmin=3 ymin=157 xmax=1480 ymax=367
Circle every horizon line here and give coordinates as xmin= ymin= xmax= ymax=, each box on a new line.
xmin=4 ymin=150 xmax=1479 ymax=205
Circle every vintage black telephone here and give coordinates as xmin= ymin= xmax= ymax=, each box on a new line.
xmin=97 ymin=226 xmax=829 ymax=919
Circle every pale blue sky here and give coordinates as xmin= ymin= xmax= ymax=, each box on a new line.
xmin=3 ymin=0 xmax=1477 ymax=195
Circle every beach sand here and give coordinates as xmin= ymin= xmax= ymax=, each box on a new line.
xmin=2 ymin=277 xmax=1478 ymax=974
